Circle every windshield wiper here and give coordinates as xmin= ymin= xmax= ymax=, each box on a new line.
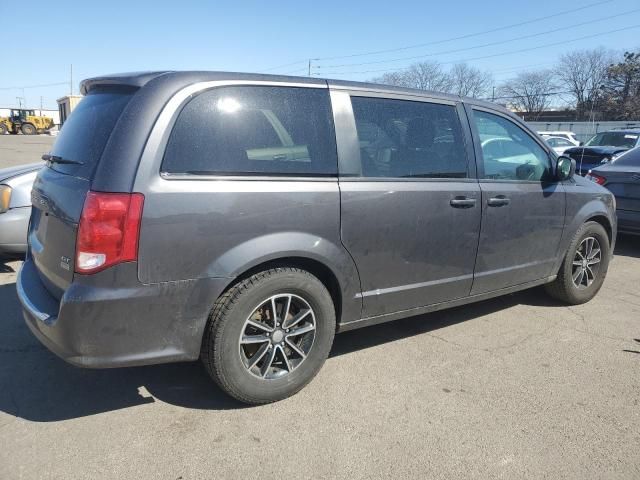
xmin=42 ymin=154 xmax=84 ymax=165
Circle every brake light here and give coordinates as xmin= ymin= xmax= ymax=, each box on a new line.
xmin=76 ymin=192 xmax=144 ymax=273
xmin=585 ymin=172 xmax=606 ymax=185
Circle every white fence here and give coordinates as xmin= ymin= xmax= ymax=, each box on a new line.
xmin=528 ymin=121 xmax=640 ymax=143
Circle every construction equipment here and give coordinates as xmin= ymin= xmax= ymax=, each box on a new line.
xmin=0 ymin=109 xmax=54 ymax=135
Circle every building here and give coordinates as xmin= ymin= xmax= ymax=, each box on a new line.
xmin=56 ymin=95 xmax=83 ymax=126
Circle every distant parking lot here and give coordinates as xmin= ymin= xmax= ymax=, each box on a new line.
xmin=0 ymin=135 xmax=639 ymax=479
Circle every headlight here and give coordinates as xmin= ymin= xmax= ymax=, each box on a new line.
xmin=0 ymin=185 xmax=11 ymax=214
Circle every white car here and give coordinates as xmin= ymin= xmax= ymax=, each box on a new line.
xmin=544 ymin=136 xmax=576 ymax=156
xmin=537 ymin=131 xmax=580 ymax=146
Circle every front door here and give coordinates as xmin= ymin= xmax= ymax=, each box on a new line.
xmin=467 ymin=107 xmax=566 ymax=295
xmin=334 ymin=91 xmax=481 ymax=318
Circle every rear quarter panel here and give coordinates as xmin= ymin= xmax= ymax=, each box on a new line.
xmin=132 ymin=81 xmax=362 ymax=325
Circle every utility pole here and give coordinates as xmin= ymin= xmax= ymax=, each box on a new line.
xmin=40 ymin=96 xmax=43 ymax=112
xmin=308 ymin=59 xmax=312 ymax=77
xmin=70 ymin=64 xmax=73 ymax=96
xmin=491 ymin=86 xmax=495 ymax=102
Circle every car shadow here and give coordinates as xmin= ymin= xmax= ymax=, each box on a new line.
xmin=0 ymin=277 xmax=562 ymax=422
xmin=614 ymin=234 xmax=640 ymax=259
xmin=0 ymin=257 xmax=17 ymax=273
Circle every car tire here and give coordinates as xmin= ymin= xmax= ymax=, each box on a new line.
xmin=0 ymin=123 xmax=7 ymax=135
xmin=545 ymin=221 xmax=610 ymax=304
xmin=201 ymin=267 xmax=336 ymax=405
xmin=21 ymin=123 xmax=36 ymax=135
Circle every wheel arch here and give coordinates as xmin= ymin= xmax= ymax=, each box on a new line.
xmin=225 ymin=256 xmax=345 ymax=326
xmin=585 ymin=214 xmax=613 ymax=244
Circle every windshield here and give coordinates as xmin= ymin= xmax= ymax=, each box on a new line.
xmin=585 ymin=132 xmax=638 ymax=148
xmin=47 ymin=88 xmax=135 ymax=179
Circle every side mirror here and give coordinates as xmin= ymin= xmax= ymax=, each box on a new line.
xmin=556 ymin=156 xmax=576 ymax=181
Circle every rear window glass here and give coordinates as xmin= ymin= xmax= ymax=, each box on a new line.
xmin=162 ymin=86 xmax=338 ymax=176
xmin=47 ymin=89 xmax=134 ymax=179
xmin=351 ymin=96 xmax=468 ymax=178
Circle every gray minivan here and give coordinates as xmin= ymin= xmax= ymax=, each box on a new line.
xmin=17 ymin=72 xmax=616 ymax=404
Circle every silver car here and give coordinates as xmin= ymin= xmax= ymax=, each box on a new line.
xmin=0 ymin=163 xmax=42 ymax=257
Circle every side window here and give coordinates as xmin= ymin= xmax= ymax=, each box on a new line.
xmin=162 ymin=86 xmax=337 ymax=176
xmin=350 ymin=96 xmax=468 ymax=178
xmin=473 ymin=110 xmax=552 ymax=181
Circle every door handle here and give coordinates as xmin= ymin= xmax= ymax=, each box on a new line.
xmin=487 ymin=196 xmax=510 ymax=207
xmin=450 ymin=197 xmax=477 ymax=208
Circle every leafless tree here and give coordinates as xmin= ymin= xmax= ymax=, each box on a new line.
xmin=404 ymin=62 xmax=453 ymax=91
xmin=499 ymin=70 xmax=557 ymax=120
xmin=370 ymin=70 xmax=414 ymax=88
xmin=448 ymin=63 xmax=493 ymax=98
xmin=554 ymin=47 xmax=615 ymax=120
xmin=371 ymin=61 xmax=491 ymax=98
xmin=371 ymin=61 xmax=451 ymax=91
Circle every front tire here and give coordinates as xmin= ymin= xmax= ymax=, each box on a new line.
xmin=0 ymin=123 xmax=7 ymax=135
xmin=201 ymin=267 xmax=336 ymax=405
xmin=545 ymin=221 xmax=610 ymax=304
xmin=21 ymin=123 xmax=36 ymax=135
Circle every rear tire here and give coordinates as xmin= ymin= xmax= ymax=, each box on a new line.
xmin=0 ymin=124 xmax=7 ymax=135
xmin=545 ymin=221 xmax=610 ymax=304
xmin=201 ymin=267 xmax=336 ymax=405
xmin=21 ymin=123 xmax=36 ymax=135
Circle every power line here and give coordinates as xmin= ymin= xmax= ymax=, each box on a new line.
xmin=0 ymin=81 xmax=68 ymax=91
xmin=316 ymin=8 xmax=640 ymax=70
xmin=262 ymin=0 xmax=612 ymax=72
xmin=315 ymin=24 xmax=640 ymax=76
xmin=312 ymin=0 xmax=613 ymax=62
xmin=262 ymin=59 xmax=309 ymax=72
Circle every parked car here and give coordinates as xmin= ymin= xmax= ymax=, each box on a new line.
xmin=18 ymin=72 xmax=616 ymax=404
xmin=586 ymin=147 xmax=640 ymax=236
xmin=544 ymin=136 xmax=576 ymax=155
xmin=538 ymin=131 xmax=580 ymax=146
xmin=564 ymin=129 xmax=640 ymax=175
xmin=0 ymin=163 xmax=41 ymax=258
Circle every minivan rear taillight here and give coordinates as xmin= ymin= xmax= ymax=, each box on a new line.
xmin=76 ymin=192 xmax=144 ymax=273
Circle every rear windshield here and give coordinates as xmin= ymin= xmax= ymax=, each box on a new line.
xmin=585 ymin=131 xmax=639 ymax=148
xmin=47 ymin=88 xmax=135 ymax=179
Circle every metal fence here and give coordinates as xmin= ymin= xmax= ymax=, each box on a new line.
xmin=528 ymin=121 xmax=640 ymax=143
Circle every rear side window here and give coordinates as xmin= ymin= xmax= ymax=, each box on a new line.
xmin=162 ymin=86 xmax=337 ymax=176
xmin=350 ymin=96 xmax=468 ymax=178
xmin=48 ymin=89 xmax=134 ymax=179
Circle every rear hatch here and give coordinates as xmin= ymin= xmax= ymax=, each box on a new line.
xmin=29 ymin=88 xmax=135 ymax=299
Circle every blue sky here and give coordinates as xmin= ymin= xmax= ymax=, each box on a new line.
xmin=1 ymin=0 xmax=639 ymax=108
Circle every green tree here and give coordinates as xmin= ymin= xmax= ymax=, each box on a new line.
xmin=600 ymin=51 xmax=640 ymax=120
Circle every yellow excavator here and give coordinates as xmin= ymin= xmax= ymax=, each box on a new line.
xmin=0 ymin=109 xmax=54 ymax=135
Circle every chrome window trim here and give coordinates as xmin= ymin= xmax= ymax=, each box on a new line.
xmin=134 ymin=80 xmax=333 ymax=189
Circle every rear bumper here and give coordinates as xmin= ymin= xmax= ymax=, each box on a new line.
xmin=617 ymin=209 xmax=640 ymax=235
xmin=17 ymin=258 xmax=230 ymax=368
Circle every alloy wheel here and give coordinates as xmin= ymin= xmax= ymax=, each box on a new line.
xmin=572 ymin=236 xmax=601 ymax=289
xmin=239 ymin=294 xmax=316 ymax=380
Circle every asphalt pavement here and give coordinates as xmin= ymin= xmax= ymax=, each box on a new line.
xmin=0 ymin=135 xmax=638 ymax=479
